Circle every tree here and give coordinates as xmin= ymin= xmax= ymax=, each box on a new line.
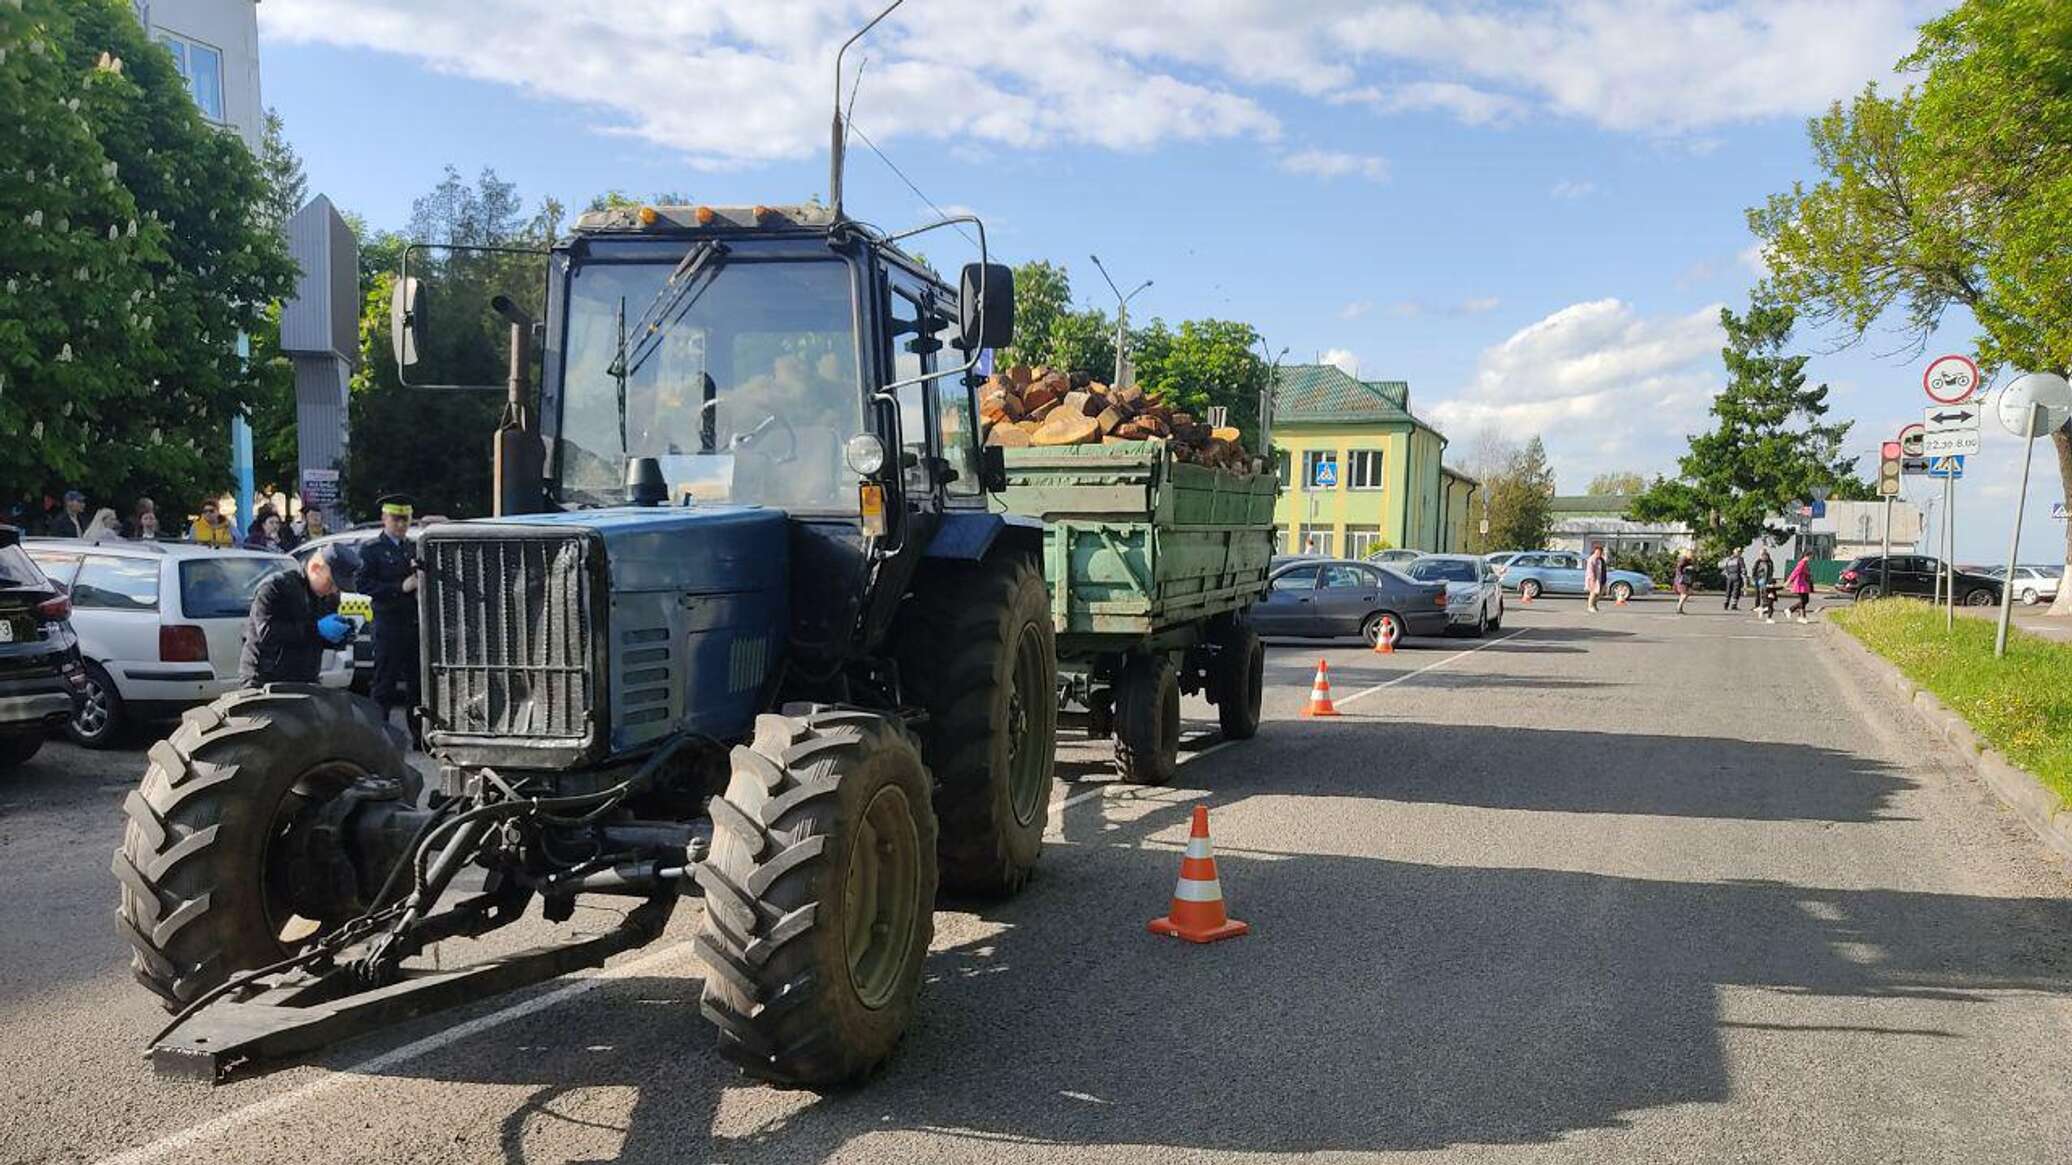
xmin=1586 ymin=471 xmax=1648 ymax=496
xmin=1131 ymin=318 xmax=1268 ymax=445
xmin=0 ymin=0 xmax=296 ymax=514
xmin=1753 ymin=0 xmax=2072 ymax=610
xmin=1630 ymin=300 xmax=1858 ymax=554
xmin=1000 ymin=260 xmax=1071 ymax=370
xmin=1484 ymin=437 xmax=1556 ymax=551
xmin=257 ymin=108 xmax=307 ymax=233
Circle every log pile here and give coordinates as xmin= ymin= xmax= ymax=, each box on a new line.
xmin=979 ymin=365 xmax=1252 ymax=470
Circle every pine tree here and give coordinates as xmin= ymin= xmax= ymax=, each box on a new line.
xmin=1631 ymin=299 xmax=1857 ymax=553
xmin=1486 ymin=437 xmax=1556 ymax=550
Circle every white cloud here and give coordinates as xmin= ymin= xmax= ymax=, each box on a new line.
xmin=1739 ymin=241 xmax=1773 ymax=276
xmin=1549 ymin=178 xmax=1597 ymax=200
xmin=1458 ymin=295 xmax=1502 ymax=315
xmin=260 ymin=0 xmax=1935 ymax=167
xmin=1340 ymin=300 xmax=1374 ymax=320
xmin=1428 ymin=298 xmax=1726 ymax=481
xmin=1389 ymin=296 xmax=1502 ymax=318
xmin=1321 ymin=348 xmax=1362 ymax=376
xmin=1279 ymin=149 xmax=1391 ymax=182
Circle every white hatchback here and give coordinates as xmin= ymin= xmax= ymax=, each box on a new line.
xmin=24 ymin=539 xmax=351 ymax=747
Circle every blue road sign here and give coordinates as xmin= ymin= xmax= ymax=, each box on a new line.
xmin=1926 ymin=454 xmax=1966 ymax=479
xmin=1311 ymin=459 xmax=1338 ymax=488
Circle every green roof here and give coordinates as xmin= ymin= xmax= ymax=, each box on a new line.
xmin=1549 ymin=494 xmax=1635 ymax=515
xmin=1271 ymin=365 xmax=1435 ymax=433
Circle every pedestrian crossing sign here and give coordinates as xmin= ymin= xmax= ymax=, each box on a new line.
xmin=1311 ymin=460 xmax=1338 ymax=488
xmin=1926 ymin=455 xmax=1965 ymax=479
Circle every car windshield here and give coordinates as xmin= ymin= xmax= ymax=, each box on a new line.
xmin=180 ymin=557 xmax=285 ymax=619
xmin=0 ymin=542 xmax=45 ymax=590
xmin=557 ymin=252 xmax=862 ymax=511
xmin=1409 ymin=559 xmax=1478 ymax=583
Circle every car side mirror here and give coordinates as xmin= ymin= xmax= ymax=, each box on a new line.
xmin=979 ymin=444 xmax=1009 ymax=494
xmin=390 ymin=275 xmax=426 ymax=368
xmin=959 ymin=262 xmax=1013 ymax=351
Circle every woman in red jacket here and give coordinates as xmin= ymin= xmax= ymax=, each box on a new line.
xmin=1785 ymin=554 xmax=1815 ymax=624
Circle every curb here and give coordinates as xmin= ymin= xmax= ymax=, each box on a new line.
xmin=1818 ymin=621 xmax=2072 ymax=864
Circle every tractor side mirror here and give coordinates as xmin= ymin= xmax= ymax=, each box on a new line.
xmin=390 ymin=275 xmax=426 ymax=368
xmin=959 ymin=262 xmax=1013 ymax=351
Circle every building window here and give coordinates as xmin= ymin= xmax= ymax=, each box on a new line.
xmin=1344 ymin=526 xmax=1384 ymax=560
xmin=157 ymin=31 xmax=225 ymax=122
xmin=1347 ymin=449 xmax=1385 ymax=490
xmin=1296 ymin=525 xmax=1334 ymax=557
xmin=1301 ymin=450 xmax=1339 ymax=492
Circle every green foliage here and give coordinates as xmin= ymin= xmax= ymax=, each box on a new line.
xmin=1130 ymin=318 xmax=1267 ymax=444
xmin=1044 ymin=306 xmax=1117 ymax=384
xmin=1837 ymin=598 xmax=2072 ymax=804
xmin=1000 ymin=260 xmax=1071 ymax=370
xmin=0 ymin=0 xmax=295 ymax=512
xmin=1586 ymin=471 xmax=1647 ymax=496
xmin=1484 ymin=437 xmax=1556 ymax=551
xmin=257 ymin=108 xmax=306 ymax=234
xmin=1631 ymin=300 xmax=1856 ymax=556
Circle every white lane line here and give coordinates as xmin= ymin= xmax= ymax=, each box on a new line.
xmin=93 ymin=940 xmax=696 ymax=1165
xmin=1332 ymin=627 xmax=1529 ymax=709
xmin=1047 ymin=738 xmax=1235 ymax=817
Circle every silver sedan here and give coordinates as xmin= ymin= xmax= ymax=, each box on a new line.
xmin=1406 ymin=553 xmax=1506 ymax=636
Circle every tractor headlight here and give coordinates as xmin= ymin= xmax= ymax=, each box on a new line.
xmin=846 ymin=434 xmax=887 ymax=476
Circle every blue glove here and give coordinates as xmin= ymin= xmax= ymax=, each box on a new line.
xmin=316 ymin=614 xmax=353 ymax=645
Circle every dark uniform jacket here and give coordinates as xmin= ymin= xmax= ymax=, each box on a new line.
xmin=239 ymin=570 xmax=337 ymax=685
xmin=360 ymin=532 xmax=420 ymax=706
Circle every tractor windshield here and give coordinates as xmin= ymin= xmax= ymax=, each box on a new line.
xmin=556 ymin=254 xmax=863 ymax=510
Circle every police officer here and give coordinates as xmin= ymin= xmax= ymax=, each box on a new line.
xmin=240 ymin=542 xmax=359 ymax=686
xmin=361 ymin=495 xmax=422 ymax=725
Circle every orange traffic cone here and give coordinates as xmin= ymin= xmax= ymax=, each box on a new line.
xmin=1372 ymin=618 xmax=1397 ymax=654
xmin=1148 ymin=805 xmax=1250 ymax=944
xmin=1519 ymin=586 xmax=1534 ymax=605
xmin=1615 ymin=588 xmax=1628 ymax=606
xmin=1301 ymin=659 xmax=1339 ymax=717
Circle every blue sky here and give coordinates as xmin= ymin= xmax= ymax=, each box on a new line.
xmin=257 ymin=0 xmax=2061 ymax=561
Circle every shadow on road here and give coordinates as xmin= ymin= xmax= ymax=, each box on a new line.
xmin=327 ymin=717 xmax=2072 ymax=1163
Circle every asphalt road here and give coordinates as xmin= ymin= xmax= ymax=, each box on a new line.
xmin=6 ymin=596 xmax=2072 ymax=1164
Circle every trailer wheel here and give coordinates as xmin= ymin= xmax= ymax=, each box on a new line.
xmin=0 ymin=731 xmax=44 ymax=772
xmin=1114 ymin=653 xmax=1181 ymax=785
xmin=1208 ymin=625 xmax=1263 ymax=741
xmin=113 ymin=686 xmax=410 ymax=1010
xmin=695 ymin=706 xmax=938 ymax=1088
xmin=895 ymin=553 xmax=1057 ymax=897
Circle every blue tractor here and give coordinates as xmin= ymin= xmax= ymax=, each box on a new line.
xmin=114 ymin=201 xmax=1060 ymax=1087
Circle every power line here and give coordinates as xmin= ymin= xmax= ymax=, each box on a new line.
xmin=846 ymin=120 xmax=978 ymax=249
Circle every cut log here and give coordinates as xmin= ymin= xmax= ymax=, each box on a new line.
xmin=1031 ymin=411 xmax=1100 ymax=446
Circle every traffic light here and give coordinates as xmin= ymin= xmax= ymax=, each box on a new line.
xmin=1878 ymin=440 xmax=1903 ymax=497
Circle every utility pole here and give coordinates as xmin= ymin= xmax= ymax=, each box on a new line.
xmin=1089 ymin=254 xmax=1150 ymax=388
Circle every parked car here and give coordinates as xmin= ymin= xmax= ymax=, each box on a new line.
xmin=1499 ymin=551 xmax=1655 ymax=602
xmin=0 ymin=527 xmax=86 ymax=771
xmin=1484 ymin=551 xmax=1526 ymax=579
xmin=1984 ymin=564 xmax=2063 ymax=605
xmin=24 ymin=539 xmax=351 ymax=747
xmin=1405 ymin=554 xmax=1505 ymax=636
xmin=1366 ymin=548 xmax=1423 ymax=567
xmin=291 ymin=527 xmax=421 ymax=691
xmin=1836 ymin=555 xmax=2003 ymax=606
xmin=1250 ymin=558 xmax=1450 ymax=645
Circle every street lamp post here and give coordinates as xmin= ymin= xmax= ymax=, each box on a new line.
xmin=1089 ymin=254 xmax=1150 ymax=388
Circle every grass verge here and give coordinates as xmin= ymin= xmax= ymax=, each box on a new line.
xmin=1833 ymin=598 xmax=2072 ymax=806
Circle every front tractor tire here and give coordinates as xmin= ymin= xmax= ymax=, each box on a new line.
xmin=695 ymin=707 xmax=938 ymax=1088
xmin=896 ymin=553 xmax=1058 ymax=897
xmin=113 ymin=686 xmax=410 ymax=1010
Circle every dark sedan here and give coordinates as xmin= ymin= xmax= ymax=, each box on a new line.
xmin=1837 ymin=554 xmax=2003 ymax=606
xmin=0 ymin=525 xmax=86 ymax=772
xmin=1250 ymin=558 xmax=1451 ymax=645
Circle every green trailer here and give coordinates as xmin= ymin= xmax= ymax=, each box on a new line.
xmin=999 ymin=440 xmax=1278 ymax=784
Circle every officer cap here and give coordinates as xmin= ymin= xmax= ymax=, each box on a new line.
xmin=377 ymin=494 xmax=415 ymax=519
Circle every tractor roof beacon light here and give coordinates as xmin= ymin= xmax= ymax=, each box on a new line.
xmin=626 ymin=456 xmax=668 ymax=506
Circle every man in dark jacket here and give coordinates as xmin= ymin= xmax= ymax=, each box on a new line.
xmin=240 ymin=542 xmax=359 ymax=686
xmin=360 ymin=495 xmax=421 ymax=721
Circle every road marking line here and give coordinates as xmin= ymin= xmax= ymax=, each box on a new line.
xmin=92 ymin=940 xmax=696 ymax=1165
xmin=1333 ymin=628 xmax=1529 ymax=708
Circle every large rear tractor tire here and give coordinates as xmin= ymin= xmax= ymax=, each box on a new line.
xmin=895 ymin=553 xmax=1057 ymax=897
xmin=695 ymin=706 xmax=938 ymax=1088
xmin=0 ymin=731 xmax=44 ymax=773
xmin=113 ymin=686 xmax=410 ymax=1010
xmin=1114 ymin=653 xmax=1181 ymax=786
xmin=1208 ymin=624 xmax=1263 ymax=741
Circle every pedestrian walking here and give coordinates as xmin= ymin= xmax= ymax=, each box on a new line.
xmin=47 ymin=490 xmax=89 ymax=538
xmin=1673 ymin=551 xmax=1696 ymax=614
xmin=361 ymin=494 xmax=422 ymax=727
xmin=1751 ymin=549 xmax=1776 ymax=619
xmin=1720 ymin=550 xmax=1747 ymax=610
xmin=1584 ymin=545 xmax=1608 ymax=613
xmin=190 ymin=498 xmax=234 ymax=548
xmin=239 ymin=541 xmax=360 ymax=686
xmin=242 ymin=506 xmax=284 ymax=551
xmin=1786 ymin=553 xmax=1815 ymax=624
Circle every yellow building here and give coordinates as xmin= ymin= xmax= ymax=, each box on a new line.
xmin=1268 ymin=364 xmax=1474 ymax=556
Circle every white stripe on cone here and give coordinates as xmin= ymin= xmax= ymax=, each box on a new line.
xmin=1172 ymin=877 xmax=1225 ymax=902
xmin=1184 ymin=837 xmax=1213 ymax=859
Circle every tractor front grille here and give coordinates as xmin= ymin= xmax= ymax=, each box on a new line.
xmin=422 ymin=532 xmax=597 ymax=745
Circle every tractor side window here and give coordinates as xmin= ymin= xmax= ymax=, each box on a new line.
xmin=926 ymin=300 xmax=981 ymax=498
xmin=887 ymin=277 xmax=933 ymax=496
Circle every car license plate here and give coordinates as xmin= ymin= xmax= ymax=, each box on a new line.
xmin=0 ymin=620 xmax=13 ymax=643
